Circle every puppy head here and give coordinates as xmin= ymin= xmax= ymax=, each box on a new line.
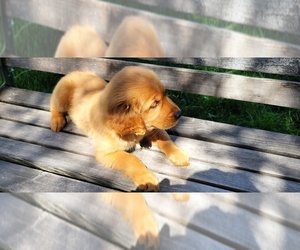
xmin=105 ymin=66 xmax=181 ymax=140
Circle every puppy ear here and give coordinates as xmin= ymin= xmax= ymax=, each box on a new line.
xmin=106 ymin=98 xmax=146 ymax=139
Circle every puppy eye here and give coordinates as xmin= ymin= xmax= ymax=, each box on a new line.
xmin=150 ymin=100 xmax=160 ymax=109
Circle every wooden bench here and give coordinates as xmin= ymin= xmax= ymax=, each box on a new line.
xmin=1 ymin=193 xmax=300 ymax=249
xmin=1 ymin=0 xmax=300 ymax=56
xmin=1 ymin=57 xmax=300 ymax=192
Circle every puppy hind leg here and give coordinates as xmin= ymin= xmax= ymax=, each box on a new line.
xmin=50 ymin=92 xmax=68 ymax=132
xmin=50 ymin=109 xmax=67 ymax=132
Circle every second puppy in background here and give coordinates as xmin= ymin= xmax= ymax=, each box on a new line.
xmin=54 ymin=16 xmax=164 ymax=57
xmin=54 ymin=25 xmax=107 ymax=57
xmin=105 ymin=16 xmax=164 ymax=57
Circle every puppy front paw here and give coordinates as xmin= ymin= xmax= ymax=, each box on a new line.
xmin=134 ymin=170 xmax=159 ymax=192
xmin=135 ymin=215 xmax=159 ymax=250
xmin=168 ymin=148 xmax=190 ymax=167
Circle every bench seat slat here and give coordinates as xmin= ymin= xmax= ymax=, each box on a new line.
xmin=14 ymin=193 xmax=235 ymax=250
xmin=0 ymin=194 xmax=123 ymax=250
xmin=1 ymin=87 xmax=299 ymax=159
xmin=0 ymin=135 xmax=224 ymax=192
xmin=1 ymin=119 xmax=299 ymax=192
xmin=217 ymin=193 xmax=300 ymax=230
xmin=144 ymin=193 xmax=300 ymax=250
xmin=173 ymin=117 xmax=300 ymax=159
xmin=0 ymin=160 xmax=112 ymax=192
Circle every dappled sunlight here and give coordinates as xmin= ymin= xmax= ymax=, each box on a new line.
xmin=3 ymin=193 xmax=297 ymax=249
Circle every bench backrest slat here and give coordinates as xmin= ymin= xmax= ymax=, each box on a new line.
xmin=4 ymin=0 xmax=300 ymax=57
xmin=3 ymin=58 xmax=300 ymax=109
xmin=128 ymin=0 xmax=300 ymax=35
xmin=152 ymin=58 xmax=300 ymax=76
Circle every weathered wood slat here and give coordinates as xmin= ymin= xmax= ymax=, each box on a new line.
xmin=1 ymin=119 xmax=299 ymax=192
xmin=15 ymin=193 xmax=235 ymax=250
xmin=0 ymin=102 xmax=80 ymax=133
xmin=3 ymin=193 xmax=299 ymax=250
xmin=173 ymin=117 xmax=300 ymax=159
xmin=3 ymin=58 xmax=300 ymax=108
xmin=150 ymin=58 xmax=300 ymax=76
xmin=154 ymin=213 xmax=233 ymax=250
xmin=0 ymin=85 xmax=51 ymax=110
xmin=4 ymin=0 xmax=300 ymax=56
xmin=143 ymin=137 xmax=300 ymax=190
xmin=1 ymin=87 xmax=300 ymax=181
xmin=0 ymin=194 xmax=124 ymax=250
xmin=2 ymin=98 xmax=300 ymax=160
xmin=16 ymin=194 xmax=141 ymax=249
xmin=172 ymin=135 xmax=300 ymax=181
xmin=0 ymin=136 xmax=137 ymax=191
xmin=0 ymin=117 xmax=94 ymax=156
xmin=0 ymin=135 xmax=224 ymax=192
xmin=219 ymin=193 xmax=300 ymax=231
xmin=0 ymin=161 xmax=112 ymax=192
xmin=127 ymin=0 xmax=300 ymax=35
xmin=144 ymin=193 xmax=300 ymax=250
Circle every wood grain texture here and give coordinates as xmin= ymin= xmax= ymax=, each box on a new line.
xmin=4 ymin=0 xmax=300 ymax=56
xmin=1 ymin=118 xmax=299 ymax=192
xmin=1 ymin=87 xmax=300 ymax=191
xmin=150 ymin=58 xmax=300 ymax=76
xmin=172 ymin=116 xmax=300 ymax=159
xmin=2 ymin=193 xmax=299 ymax=250
xmin=0 ymin=194 xmax=124 ymax=250
xmin=144 ymin=193 xmax=300 ymax=250
xmin=0 ymin=135 xmax=224 ymax=192
xmin=13 ymin=193 xmax=232 ymax=249
xmin=0 ymin=161 xmax=112 ymax=192
xmin=0 ymin=136 xmax=137 ymax=191
xmin=127 ymin=0 xmax=300 ymax=35
xmin=219 ymin=193 xmax=300 ymax=231
xmin=1 ymin=100 xmax=299 ymax=161
xmin=3 ymin=58 xmax=300 ymax=108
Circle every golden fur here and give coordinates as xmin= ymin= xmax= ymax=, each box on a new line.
xmin=54 ymin=16 xmax=163 ymax=57
xmin=50 ymin=66 xmax=189 ymax=191
xmin=105 ymin=16 xmax=164 ymax=57
xmin=54 ymin=25 xmax=107 ymax=57
xmin=99 ymin=193 xmax=189 ymax=249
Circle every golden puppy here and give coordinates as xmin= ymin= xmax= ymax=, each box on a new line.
xmin=54 ymin=25 xmax=107 ymax=57
xmin=105 ymin=16 xmax=164 ymax=57
xmin=50 ymin=66 xmax=189 ymax=191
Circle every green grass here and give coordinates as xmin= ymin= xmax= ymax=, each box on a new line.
xmin=6 ymin=18 xmax=63 ymax=56
xmin=11 ymin=68 xmax=62 ymax=92
xmin=168 ymin=91 xmax=300 ymax=136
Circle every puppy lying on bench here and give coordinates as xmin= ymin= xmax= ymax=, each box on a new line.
xmin=50 ymin=66 xmax=189 ymax=191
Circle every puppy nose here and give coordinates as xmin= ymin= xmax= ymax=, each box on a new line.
xmin=174 ymin=110 xmax=182 ymax=120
